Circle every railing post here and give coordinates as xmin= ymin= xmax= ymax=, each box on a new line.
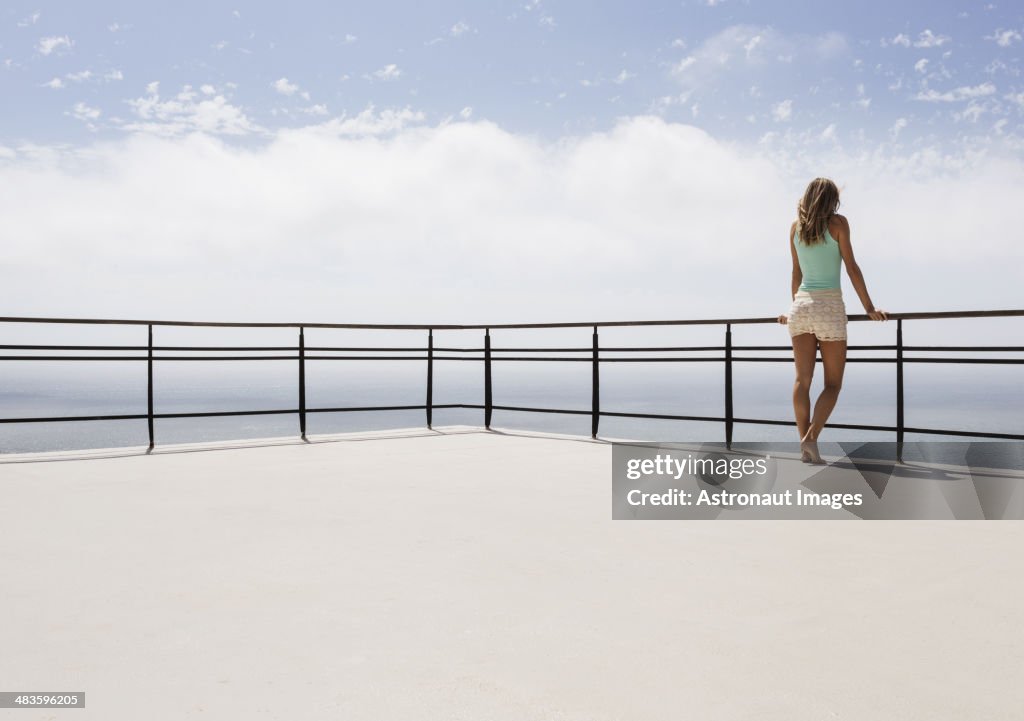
xmin=298 ymin=326 xmax=307 ymax=441
xmin=591 ymin=325 xmax=600 ymax=438
xmin=724 ymin=323 xmax=733 ymax=449
xmin=896 ymin=319 xmax=904 ymax=463
xmin=147 ymin=323 xmax=154 ymax=451
xmin=426 ymin=329 xmax=434 ymax=429
xmin=484 ymin=328 xmax=492 ymax=429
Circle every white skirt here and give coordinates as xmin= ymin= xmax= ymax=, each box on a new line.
xmin=787 ymin=288 xmax=847 ymax=342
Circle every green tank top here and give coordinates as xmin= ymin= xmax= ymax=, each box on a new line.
xmin=794 ymin=225 xmax=841 ymax=291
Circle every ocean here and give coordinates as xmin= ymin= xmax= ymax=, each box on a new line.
xmin=2 ymin=357 xmax=1021 ymax=453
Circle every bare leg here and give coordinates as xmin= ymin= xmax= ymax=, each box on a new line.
xmin=791 ymin=333 xmax=817 ymax=456
xmin=803 ymin=339 xmax=847 ymax=443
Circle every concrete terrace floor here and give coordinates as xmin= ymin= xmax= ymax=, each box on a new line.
xmin=1 ymin=426 xmax=1022 ymax=720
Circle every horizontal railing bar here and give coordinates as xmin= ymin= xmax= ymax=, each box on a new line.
xmin=0 ymin=405 xmax=435 ymax=424
xmin=151 ymin=409 xmax=297 ymax=419
xmin=490 ymin=404 xmax=593 ymax=416
xmin=0 ymin=355 xmax=299 ymax=361
xmin=4 ymin=344 xmax=1015 ymax=354
xmin=903 ymin=346 xmax=1024 ymax=352
xmin=902 ymin=358 xmax=1024 ymax=364
xmin=306 ymin=404 xmax=427 ymax=413
xmin=482 ymin=408 xmax=1024 ymax=440
xmin=2 ymin=309 xmax=1022 ymax=330
xmin=0 ymin=344 xmax=149 ymax=351
xmin=155 ymin=346 xmax=297 ymax=351
xmin=490 ymin=346 xmax=728 ymax=352
xmin=734 ymin=344 xmax=896 ymax=351
xmin=3 ymin=405 xmax=1019 ymax=440
xmin=901 ymin=426 xmax=1024 ymax=440
xmin=732 ymin=417 xmax=894 ymax=431
xmin=733 ymin=357 xmax=1024 ymax=364
xmin=0 ymin=412 xmax=149 ymax=424
xmin=594 ymin=410 xmax=726 ymax=423
xmin=3 ymin=354 xmax=1021 ymax=364
xmin=306 ymin=346 xmax=425 ymax=352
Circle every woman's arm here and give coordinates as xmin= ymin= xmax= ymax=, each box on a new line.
xmin=789 ymin=221 xmax=801 ymax=299
xmin=779 ymin=222 xmax=801 ymax=324
xmin=833 ymin=215 xmax=887 ymax=321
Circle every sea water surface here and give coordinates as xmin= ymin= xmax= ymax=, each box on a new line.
xmin=1 ymin=321 xmax=1021 ymax=453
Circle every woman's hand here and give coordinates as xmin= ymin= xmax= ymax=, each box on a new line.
xmin=777 ymin=314 xmax=788 ymax=325
xmin=866 ymin=308 xmax=888 ymax=321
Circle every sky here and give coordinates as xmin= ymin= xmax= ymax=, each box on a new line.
xmin=1 ymin=0 xmax=1023 ymax=328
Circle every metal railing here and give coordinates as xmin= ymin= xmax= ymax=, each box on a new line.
xmin=1 ymin=311 xmax=1022 ymax=456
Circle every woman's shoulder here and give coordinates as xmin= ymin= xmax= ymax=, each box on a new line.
xmin=828 ymin=213 xmax=850 ymax=241
xmin=829 ymin=213 xmax=850 ymax=232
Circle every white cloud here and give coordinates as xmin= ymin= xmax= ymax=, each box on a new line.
xmin=914 ymin=82 xmax=997 ymax=102
xmin=889 ymin=34 xmax=911 ymax=47
xmin=67 ymin=102 xmax=102 ymax=130
xmin=612 ymin=69 xmax=635 ymax=84
xmin=273 ymin=78 xmax=300 ymax=96
xmin=369 ymin=64 xmax=402 ymax=81
xmin=342 ymin=33 xmax=357 ymax=44
xmin=70 ymin=102 xmax=101 ymax=121
xmin=671 ymin=56 xmax=696 ymax=75
xmin=890 ymin=117 xmax=908 ymax=139
xmin=450 ymin=21 xmax=471 ymax=37
xmin=771 ymin=99 xmax=792 ymax=122
xmin=50 ymin=69 xmax=122 ymax=85
xmin=120 ymin=82 xmax=264 ymax=137
xmin=301 ymin=104 xmax=329 ymax=116
xmin=1 ymin=114 xmax=1021 ymax=326
xmin=301 ymin=104 xmax=425 ymax=137
xmin=986 ymin=28 xmax=1021 ymax=47
xmin=914 ymin=58 xmax=929 ymax=73
xmin=1003 ymin=92 xmax=1024 ymax=109
xmin=108 ymin=22 xmax=127 ymax=32
xmin=18 ymin=12 xmax=41 ymax=27
xmin=913 ymin=29 xmax=950 ymax=48
xmin=955 ymin=102 xmax=986 ymax=123
xmin=743 ymin=35 xmax=762 ymax=59
xmin=670 ymin=25 xmax=846 ymax=92
xmin=459 ymin=106 xmax=473 ymax=119
xmin=37 ymin=35 xmax=72 ymax=56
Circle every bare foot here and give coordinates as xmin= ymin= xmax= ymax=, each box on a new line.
xmin=800 ymin=439 xmax=826 ymax=465
xmin=800 ymin=427 xmax=825 ymax=464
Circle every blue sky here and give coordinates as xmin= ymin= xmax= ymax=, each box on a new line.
xmin=3 ymin=0 xmax=1023 ymax=150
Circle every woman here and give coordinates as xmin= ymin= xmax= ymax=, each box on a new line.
xmin=778 ymin=178 xmax=887 ymax=463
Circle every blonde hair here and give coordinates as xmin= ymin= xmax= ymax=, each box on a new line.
xmin=796 ymin=177 xmax=840 ymax=245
